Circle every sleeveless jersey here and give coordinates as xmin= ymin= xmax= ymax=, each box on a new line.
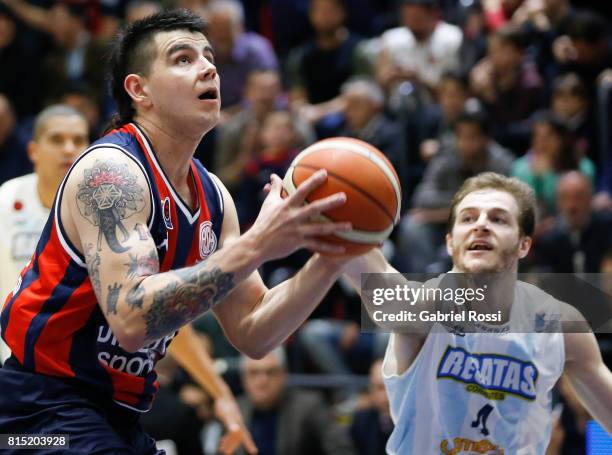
xmin=383 ymin=280 xmax=565 ymax=455
xmin=0 ymin=123 xmax=224 ymax=411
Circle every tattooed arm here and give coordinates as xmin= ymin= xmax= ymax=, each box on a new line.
xmin=60 ymin=149 xmax=349 ymax=352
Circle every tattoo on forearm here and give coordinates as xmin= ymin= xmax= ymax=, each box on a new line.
xmin=125 ymin=251 xmax=159 ymax=278
xmin=126 ymin=285 xmax=145 ymax=311
xmin=143 ymin=266 xmax=234 ymax=342
xmin=76 ymin=159 xmax=145 ymax=253
xmin=84 ymin=243 xmax=102 ymax=298
xmin=106 ymin=283 xmax=122 ymax=315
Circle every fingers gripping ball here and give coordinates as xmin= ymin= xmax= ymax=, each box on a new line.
xmin=283 ymin=137 xmax=402 ymax=255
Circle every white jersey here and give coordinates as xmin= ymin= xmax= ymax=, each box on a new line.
xmin=0 ymin=173 xmax=49 ymax=362
xmin=383 ymin=281 xmax=565 ymax=455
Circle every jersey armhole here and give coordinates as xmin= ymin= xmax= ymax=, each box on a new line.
xmin=54 ymin=144 xmax=156 ymax=268
xmin=382 ymin=332 xmax=432 ymax=380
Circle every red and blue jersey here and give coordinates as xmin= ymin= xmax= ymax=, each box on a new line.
xmin=0 ymin=123 xmax=224 ymax=411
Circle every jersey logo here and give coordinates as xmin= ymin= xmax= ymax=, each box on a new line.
xmin=437 ymin=346 xmax=538 ymax=400
xmin=162 ymin=197 xmax=173 ymax=230
xmin=471 ymin=404 xmax=494 ymax=436
xmin=440 ymin=437 xmax=504 ymax=455
xmin=199 ymin=220 xmax=217 ymax=259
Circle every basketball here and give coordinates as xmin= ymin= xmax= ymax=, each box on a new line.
xmin=282 ymin=137 xmax=402 ymax=255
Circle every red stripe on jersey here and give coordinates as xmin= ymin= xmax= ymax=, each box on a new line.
xmin=2 ymin=253 xmax=36 ymax=310
xmin=3 ymin=226 xmax=71 ymax=364
xmin=101 ymin=363 xmax=152 ymax=406
xmin=34 ymin=280 xmax=97 ymax=377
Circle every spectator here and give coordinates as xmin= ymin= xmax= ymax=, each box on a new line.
xmin=287 ymin=0 xmax=363 ymax=126
xmin=206 ymin=0 xmax=279 ymax=111
xmin=550 ymin=73 xmax=598 ymax=164
xmin=337 ymin=77 xmax=406 ymax=195
xmin=398 ymin=110 xmax=514 ymax=272
xmin=470 ymin=25 xmax=545 ymax=152
xmin=235 ymin=110 xmax=299 ymax=228
xmin=0 ymin=94 xmax=31 ymax=185
xmin=214 ymin=69 xmax=314 ymax=192
xmin=349 ymin=359 xmax=393 ymax=455
xmin=124 ymin=0 xmax=162 ymax=25
xmin=483 ymin=0 xmax=525 ymax=31
xmin=511 ymin=112 xmax=595 ymax=216
xmin=237 ymin=348 xmax=356 ymax=455
xmin=376 ymin=0 xmax=462 ymax=97
xmin=532 ymin=171 xmax=612 ymax=273
xmin=0 ymin=5 xmax=41 ymax=118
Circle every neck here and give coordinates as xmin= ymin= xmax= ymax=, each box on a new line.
xmin=134 ymin=116 xmax=201 ymax=185
xmin=37 ymin=176 xmax=60 ymax=209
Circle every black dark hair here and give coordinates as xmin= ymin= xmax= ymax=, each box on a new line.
xmin=107 ymin=8 xmax=206 ymax=131
xmin=454 ymin=109 xmax=491 ymax=137
xmin=439 ymin=70 xmax=469 ymax=92
xmin=492 ymin=24 xmax=527 ymax=51
xmin=552 ymin=73 xmax=587 ymax=99
xmin=567 ymin=11 xmax=607 ymax=44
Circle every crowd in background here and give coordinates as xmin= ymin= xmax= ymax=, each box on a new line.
xmin=0 ymin=0 xmax=611 ymax=453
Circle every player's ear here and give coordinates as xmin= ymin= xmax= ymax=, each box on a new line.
xmin=124 ymin=74 xmax=152 ymax=109
xmin=445 ymin=232 xmax=453 ymax=257
xmin=27 ymin=140 xmax=38 ymax=165
xmin=518 ymin=236 xmax=532 ymax=259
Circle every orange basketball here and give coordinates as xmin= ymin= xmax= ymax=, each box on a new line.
xmin=283 ymin=137 xmax=402 ymax=255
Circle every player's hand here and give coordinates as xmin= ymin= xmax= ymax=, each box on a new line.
xmin=214 ymin=395 xmax=258 ymax=454
xmin=250 ymin=171 xmax=351 ymax=260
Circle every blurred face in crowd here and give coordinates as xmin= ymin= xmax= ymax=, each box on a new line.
xmin=28 ymin=114 xmax=89 ymax=190
xmin=260 ymin=111 xmax=295 ymax=151
xmin=309 ymin=0 xmax=346 ymax=36
xmin=0 ymin=12 xmax=16 ymax=49
xmin=126 ymin=1 xmax=162 ymax=24
xmin=400 ymin=5 xmax=437 ymax=42
xmin=242 ymin=352 xmax=287 ymax=410
xmin=501 ymin=0 xmax=523 ymax=16
xmin=61 ymin=93 xmax=101 ymax=136
xmin=207 ymin=7 xmax=241 ymax=59
xmin=532 ymin=121 xmax=562 ymax=159
xmin=557 ymin=171 xmax=592 ymax=231
xmin=49 ymin=4 xmax=85 ymax=47
xmin=0 ymin=95 xmax=15 ymax=146
xmin=488 ymin=36 xmax=522 ymax=73
xmin=447 ymin=189 xmax=529 ymax=273
xmin=369 ymin=360 xmax=390 ymax=417
xmin=343 ymin=88 xmax=380 ymax=131
xmin=438 ymin=79 xmax=467 ymax=122
xmin=455 ymin=121 xmax=488 ymax=162
xmin=245 ymin=71 xmax=282 ymax=117
xmin=552 ymin=90 xmax=587 ymax=120
xmin=544 ymin=0 xmax=568 ymax=18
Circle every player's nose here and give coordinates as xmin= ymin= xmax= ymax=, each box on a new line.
xmin=197 ymin=57 xmax=217 ymax=80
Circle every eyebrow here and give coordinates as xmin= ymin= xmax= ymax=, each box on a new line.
xmin=166 ymin=43 xmax=215 ymax=58
xmin=459 ymin=207 xmax=511 ymax=215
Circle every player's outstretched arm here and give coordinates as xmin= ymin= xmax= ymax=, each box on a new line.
xmin=61 ymin=151 xmax=349 ymax=352
xmin=563 ymin=306 xmax=612 ymax=434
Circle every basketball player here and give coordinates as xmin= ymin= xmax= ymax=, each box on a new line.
xmin=0 ymin=104 xmax=256 ymax=453
xmin=0 ymin=9 xmax=351 ymax=454
xmin=340 ymin=173 xmax=612 ymax=454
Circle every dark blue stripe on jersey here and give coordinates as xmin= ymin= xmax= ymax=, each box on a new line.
xmin=171 ymin=214 xmax=196 ymax=269
xmin=22 ymin=260 xmax=88 ymax=370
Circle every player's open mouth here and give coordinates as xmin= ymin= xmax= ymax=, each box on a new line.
xmin=198 ymin=89 xmax=218 ymax=100
xmin=468 ymin=241 xmax=493 ymax=251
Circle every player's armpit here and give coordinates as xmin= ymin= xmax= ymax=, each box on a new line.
xmin=61 ymin=148 xmax=157 ymax=348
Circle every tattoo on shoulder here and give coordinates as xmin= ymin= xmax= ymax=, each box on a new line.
xmin=125 ymin=251 xmax=159 ymax=279
xmin=84 ymin=243 xmax=102 ymax=298
xmin=143 ymin=266 xmax=234 ymax=342
xmin=76 ymin=159 xmax=146 ymax=253
xmin=106 ymin=283 xmax=122 ymax=315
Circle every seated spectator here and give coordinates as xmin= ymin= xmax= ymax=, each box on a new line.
xmin=0 ymin=94 xmax=30 ymax=185
xmin=470 ymin=25 xmax=545 ymax=152
xmin=214 ymin=69 xmax=314 ymax=193
xmin=287 ymin=0 xmax=363 ymax=126
xmin=206 ymin=0 xmax=279 ymax=111
xmin=511 ymin=112 xmax=595 ymax=216
xmin=398 ymin=110 xmax=514 ymax=272
xmin=349 ymin=359 xmax=393 ymax=455
xmin=125 ymin=0 xmax=162 ymax=25
xmin=376 ymin=0 xmax=462 ymax=100
xmin=237 ymin=348 xmax=356 ymax=455
xmin=419 ymin=71 xmax=470 ymax=163
xmin=337 ymin=77 xmax=407 ymax=196
xmin=550 ymin=73 xmax=597 ymax=164
xmin=531 ymin=171 xmax=612 ymax=273
xmin=235 ymin=111 xmax=299 ymax=228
